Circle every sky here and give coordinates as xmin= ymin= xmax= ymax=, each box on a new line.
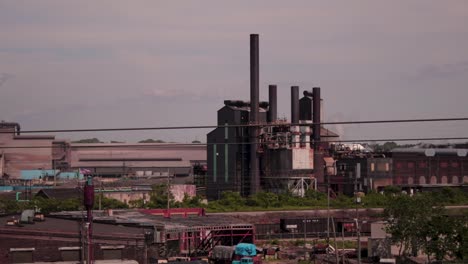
xmin=1 ymin=1 xmax=467 ymax=144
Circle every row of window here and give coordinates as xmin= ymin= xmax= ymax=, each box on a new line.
xmin=338 ymin=161 xmax=465 ymax=172
xmin=394 ymin=175 xmax=468 ymax=185
xmin=338 ymin=163 xmax=390 ymax=172
xmin=396 ymin=161 xmax=462 ymax=169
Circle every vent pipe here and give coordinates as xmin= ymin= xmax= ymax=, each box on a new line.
xmin=291 ymin=86 xmax=299 ymax=124
xmin=312 ymin=87 xmax=321 ymax=144
xmin=291 ymin=86 xmax=300 ymax=148
xmin=312 ymin=87 xmax=324 ymax=183
xmin=267 ymin=85 xmax=277 ymax=123
xmin=249 ymin=34 xmax=260 ymax=195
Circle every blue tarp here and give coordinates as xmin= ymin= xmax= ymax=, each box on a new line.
xmin=58 ymin=172 xmax=84 ymax=180
xmin=235 ymin=243 xmax=257 ymax=256
xmin=20 ymin=170 xmax=84 ymax=180
xmin=20 ymin=170 xmax=58 ymax=180
xmin=0 ymin=186 xmax=14 ymax=192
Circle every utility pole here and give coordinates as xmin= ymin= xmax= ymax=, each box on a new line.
xmin=84 ymin=176 xmax=94 ymax=264
xmin=166 ymin=169 xmax=171 ymax=212
xmin=342 ymin=224 xmax=345 ymax=264
xmin=355 ymin=163 xmax=361 ymax=264
xmin=98 ymin=180 xmax=102 ymax=211
xmin=331 ymin=217 xmax=339 ymax=264
xmin=326 ymin=172 xmax=330 ymax=246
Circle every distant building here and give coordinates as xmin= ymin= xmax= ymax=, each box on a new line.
xmin=0 ymin=122 xmax=207 ymax=183
xmin=0 ymin=122 xmax=55 ymax=179
xmin=334 ymin=156 xmax=393 ymax=195
xmin=0 ymin=208 xmax=254 ymax=263
xmin=391 ymin=148 xmax=468 ymax=187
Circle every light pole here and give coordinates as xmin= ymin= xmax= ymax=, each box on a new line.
xmin=355 ymin=196 xmax=361 ymax=264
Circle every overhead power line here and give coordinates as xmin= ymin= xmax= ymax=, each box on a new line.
xmin=1 ymin=117 xmax=468 ymax=134
xmin=1 ymin=137 xmax=468 ymax=149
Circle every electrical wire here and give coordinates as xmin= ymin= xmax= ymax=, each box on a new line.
xmin=1 ymin=137 xmax=467 ymax=149
xmin=1 ymin=117 xmax=468 ymax=134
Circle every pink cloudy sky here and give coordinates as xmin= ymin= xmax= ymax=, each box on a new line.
xmin=1 ymin=1 xmax=467 ymax=143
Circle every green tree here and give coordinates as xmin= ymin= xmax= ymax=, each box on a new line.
xmin=129 ymin=198 xmax=146 ymax=208
xmin=148 ymin=183 xmax=174 ymax=208
xmin=384 ymin=195 xmax=436 ymax=257
xmin=383 ymin=185 xmax=402 ymax=196
xmin=423 ymin=214 xmax=465 ymax=262
xmin=250 ymin=192 xmax=280 ymax=208
xmin=98 ymin=197 xmax=128 ymax=209
xmin=0 ymin=198 xmax=24 ymax=214
xmin=176 ymin=194 xmax=204 ymax=208
xmin=32 ymin=197 xmax=81 ymax=214
xmin=383 ymin=194 xmax=467 ymax=262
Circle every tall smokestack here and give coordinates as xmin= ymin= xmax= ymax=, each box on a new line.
xmin=312 ymin=87 xmax=321 ymax=144
xmin=249 ymin=34 xmax=260 ymax=195
xmin=291 ymin=86 xmax=300 ymax=148
xmin=268 ymin=85 xmax=277 ymax=122
xmin=312 ymin=87 xmax=324 ymax=183
xmin=291 ymin=86 xmax=299 ymax=124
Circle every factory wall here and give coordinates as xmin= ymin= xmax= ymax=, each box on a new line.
xmin=392 ymin=149 xmax=468 ymax=186
xmin=335 ymin=157 xmax=393 ymax=195
xmin=206 ymin=104 xmax=269 ymax=199
xmin=0 ymin=127 xmax=55 ymax=179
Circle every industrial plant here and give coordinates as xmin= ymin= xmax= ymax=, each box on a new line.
xmin=206 ymin=34 xmax=339 ymax=200
xmin=0 ymin=34 xmax=467 ymax=264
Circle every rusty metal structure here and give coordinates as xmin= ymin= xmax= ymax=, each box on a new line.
xmin=206 ymin=34 xmax=339 ymax=199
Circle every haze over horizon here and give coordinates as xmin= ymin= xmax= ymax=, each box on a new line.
xmin=1 ymin=1 xmax=468 ymax=143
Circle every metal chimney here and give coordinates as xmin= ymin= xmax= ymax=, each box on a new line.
xmin=249 ymin=34 xmax=260 ymax=195
xmin=268 ymin=85 xmax=277 ymax=122
xmin=291 ymin=86 xmax=299 ymax=124
xmin=312 ymin=87 xmax=324 ymax=183
xmin=291 ymin=86 xmax=300 ymax=148
xmin=312 ymin=87 xmax=321 ymax=144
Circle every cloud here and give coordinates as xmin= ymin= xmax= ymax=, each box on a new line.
xmin=405 ymin=61 xmax=468 ymax=81
xmin=1 ymin=1 xmax=468 ymax=142
xmin=0 ymin=73 xmax=13 ymax=87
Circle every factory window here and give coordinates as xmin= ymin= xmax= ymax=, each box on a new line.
xmin=396 ymin=162 xmax=403 ymax=169
xmin=441 ymin=176 xmax=448 ymax=184
xmin=407 ymin=162 xmax=414 ymax=169
xmin=370 ymin=163 xmax=375 ymax=172
xmin=59 ymin=247 xmax=81 ymax=261
xmin=10 ymin=248 xmax=34 ymax=263
xmin=377 ymin=163 xmax=387 ymax=172
xmin=451 ymin=162 xmax=459 ymax=168
xmin=385 ymin=163 xmax=390 ymax=172
xmin=440 ymin=162 xmax=448 ymax=168
xmin=101 ymin=245 xmax=124 ymax=260
xmin=419 ymin=162 xmax=427 ymax=168
xmin=339 ymin=164 xmax=347 ymax=171
xmin=419 ymin=176 xmax=426 ymax=184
